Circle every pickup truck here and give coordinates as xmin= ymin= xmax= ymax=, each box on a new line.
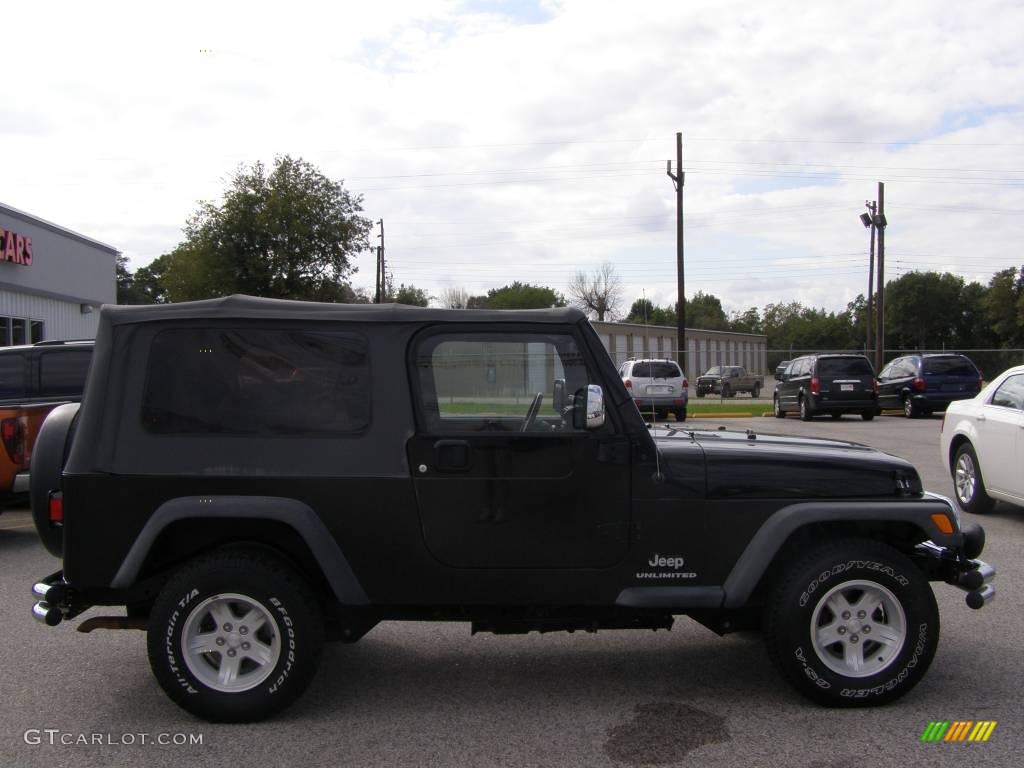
xmin=0 ymin=340 xmax=92 ymax=507
xmin=695 ymin=365 xmax=762 ymax=398
xmin=29 ymin=296 xmax=994 ymax=722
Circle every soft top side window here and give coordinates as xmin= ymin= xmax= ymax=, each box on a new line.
xmin=141 ymin=327 xmax=370 ymax=435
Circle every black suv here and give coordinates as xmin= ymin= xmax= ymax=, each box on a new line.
xmin=773 ymin=354 xmax=878 ymax=421
xmin=877 ymin=353 xmax=982 ymax=418
xmin=30 ymin=297 xmax=994 ymax=722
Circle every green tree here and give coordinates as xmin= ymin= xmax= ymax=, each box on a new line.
xmin=728 ymin=306 xmax=763 ymax=335
xmin=684 ymin=291 xmax=729 ymax=331
xmin=389 ymin=283 xmax=431 ymax=307
xmin=160 ymin=155 xmax=372 ymax=302
xmin=115 ymin=255 xmax=156 ymax=304
xmin=884 ymin=271 xmax=965 ymax=350
xmin=982 ymin=266 xmax=1024 ymax=347
xmin=485 ymin=281 xmax=566 ymax=309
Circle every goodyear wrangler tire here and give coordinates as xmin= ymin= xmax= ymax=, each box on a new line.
xmin=147 ymin=549 xmax=323 ymax=723
xmin=764 ymin=539 xmax=939 ymax=707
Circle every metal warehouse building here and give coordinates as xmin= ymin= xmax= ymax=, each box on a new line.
xmin=591 ymin=320 xmax=768 ymax=375
xmin=0 ymin=202 xmax=117 ymax=345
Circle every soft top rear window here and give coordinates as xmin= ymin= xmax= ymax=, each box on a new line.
xmin=923 ymin=357 xmax=977 ymax=377
xmin=817 ymin=357 xmax=873 ymax=377
xmin=633 ymin=361 xmax=680 ymax=378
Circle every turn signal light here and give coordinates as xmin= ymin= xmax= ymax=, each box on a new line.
xmin=930 ymin=512 xmax=954 ymax=535
xmin=0 ymin=416 xmax=26 ymax=465
xmin=624 ymin=379 xmax=632 ymax=390
xmin=913 ymin=377 xmax=926 ymax=391
xmin=810 ymin=376 xmax=820 ymax=395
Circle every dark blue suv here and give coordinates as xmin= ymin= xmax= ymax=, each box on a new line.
xmin=877 ymin=353 xmax=982 ymax=418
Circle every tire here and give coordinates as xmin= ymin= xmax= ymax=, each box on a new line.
xmin=952 ymin=443 xmax=995 ymax=514
xmin=675 ymin=408 xmax=687 ymax=423
xmin=752 ymin=382 xmax=761 ymax=399
xmin=830 ymin=413 xmax=842 ymax=420
xmin=861 ymin=411 xmax=875 ymax=421
xmin=903 ymin=396 xmax=918 ymax=419
xmin=799 ymin=396 xmax=812 ymax=421
xmin=147 ymin=549 xmax=324 ymax=723
xmin=764 ymin=538 xmax=939 ymax=707
xmin=696 ymin=391 xmax=705 ymax=399
xmin=722 ymin=385 xmax=731 ymax=398
xmin=30 ymin=403 xmax=81 ymax=558
xmin=773 ymin=395 xmax=785 ymax=419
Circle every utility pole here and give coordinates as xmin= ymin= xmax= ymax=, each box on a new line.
xmin=375 ymin=219 xmax=385 ymax=303
xmin=865 ymin=199 xmax=876 ymax=355
xmin=874 ymin=183 xmax=886 ymax=372
xmin=666 ymin=132 xmax=685 ymax=373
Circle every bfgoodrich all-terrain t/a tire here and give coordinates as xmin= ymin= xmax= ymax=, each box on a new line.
xmin=764 ymin=539 xmax=939 ymax=707
xmin=147 ymin=549 xmax=324 ymax=723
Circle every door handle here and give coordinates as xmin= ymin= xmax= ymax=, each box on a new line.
xmin=976 ymin=414 xmax=986 ymax=422
xmin=434 ymin=439 xmax=471 ymax=471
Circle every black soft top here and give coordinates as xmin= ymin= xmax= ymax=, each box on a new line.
xmin=102 ymin=295 xmax=588 ymax=326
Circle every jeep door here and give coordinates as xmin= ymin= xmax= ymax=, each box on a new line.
xmin=407 ymin=328 xmax=630 ymax=570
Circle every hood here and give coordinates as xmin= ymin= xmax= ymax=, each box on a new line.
xmin=652 ymin=426 xmax=922 ymax=499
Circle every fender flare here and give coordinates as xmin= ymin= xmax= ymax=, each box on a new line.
xmin=721 ymin=496 xmax=960 ymax=609
xmin=110 ymin=496 xmax=369 ymax=605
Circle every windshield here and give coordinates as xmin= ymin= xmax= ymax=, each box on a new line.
xmin=704 ymin=366 xmax=722 ymax=376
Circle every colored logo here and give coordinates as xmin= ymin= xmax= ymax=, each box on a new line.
xmin=921 ymin=721 xmax=997 ymax=742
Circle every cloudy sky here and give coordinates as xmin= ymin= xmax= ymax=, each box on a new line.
xmin=4 ymin=0 xmax=1022 ymax=317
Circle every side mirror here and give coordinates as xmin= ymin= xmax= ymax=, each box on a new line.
xmin=585 ymin=384 xmax=605 ymax=429
xmin=775 ymin=372 xmax=785 ymax=382
xmin=553 ymin=378 xmax=566 ymax=412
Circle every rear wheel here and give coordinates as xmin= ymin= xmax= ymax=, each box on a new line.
xmin=773 ymin=395 xmax=785 ymax=418
xmin=952 ymin=443 xmax=995 ymax=514
xmin=799 ymin=396 xmax=812 ymax=421
xmin=147 ymin=549 xmax=324 ymax=722
xmin=830 ymin=413 xmax=843 ymax=420
xmin=721 ymin=384 xmax=731 ymax=398
xmin=764 ymin=539 xmax=939 ymax=707
xmin=675 ymin=408 xmax=687 ymax=423
xmin=903 ymin=396 xmax=919 ymax=418
xmin=861 ymin=411 xmax=875 ymax=421
xmin=752 ymin=382 xmax=761 ymax=398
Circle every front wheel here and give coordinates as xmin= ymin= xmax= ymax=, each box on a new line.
xmin=764 ymin=539 xmax=939 ymax=707
xmin=861 ymin=411 xmax=876 ymax=421
xmin=147 ymin=549 xmax=324 ymax=722
xmin=722 ymin=384 xmax=731 ymax=398
xmin=752 ymin=382 xmax=761 ymax=398
xmin=953 ymin=443 xmax=995 ymax=514
xmin=903 ymin=396 xmax=919 ymax=418
xmin=773 ymin=395 xmax=785 ymax=419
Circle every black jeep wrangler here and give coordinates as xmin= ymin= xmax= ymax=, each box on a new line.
xmin=30 ymin=296 xmax=995 ymax=722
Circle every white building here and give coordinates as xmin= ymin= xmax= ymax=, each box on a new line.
xmin=0 ymin=202 xmax=117 ymax=345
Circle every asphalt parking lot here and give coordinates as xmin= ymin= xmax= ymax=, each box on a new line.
xmin=1 ymin=413 xmax=1021 ymax=767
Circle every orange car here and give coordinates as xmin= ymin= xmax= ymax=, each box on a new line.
xmin=0 ymin=341 xmax=92 ymax=505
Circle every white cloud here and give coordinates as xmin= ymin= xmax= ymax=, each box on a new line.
xmin=1 ymin=0 xmax=1022 ymax=318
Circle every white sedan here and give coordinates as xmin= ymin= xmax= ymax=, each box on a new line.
xmin=940 ymin=364 xmax=1024 ymax=513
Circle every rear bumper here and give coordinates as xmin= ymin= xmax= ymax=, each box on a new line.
xmin=912 ymin=524 xmax=996 ymax=610
xmin=912 ymin=392 xmax=977 ymax=410
xmin=633 ymin=396 xmax=687 ymax=410
xmin=809 ymin=394 xmax=878 ymax=413
xmin=30 ymin=570 xmax=89 ymax=626
xmin=12 ymin=471 xmax=29 ymax=494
